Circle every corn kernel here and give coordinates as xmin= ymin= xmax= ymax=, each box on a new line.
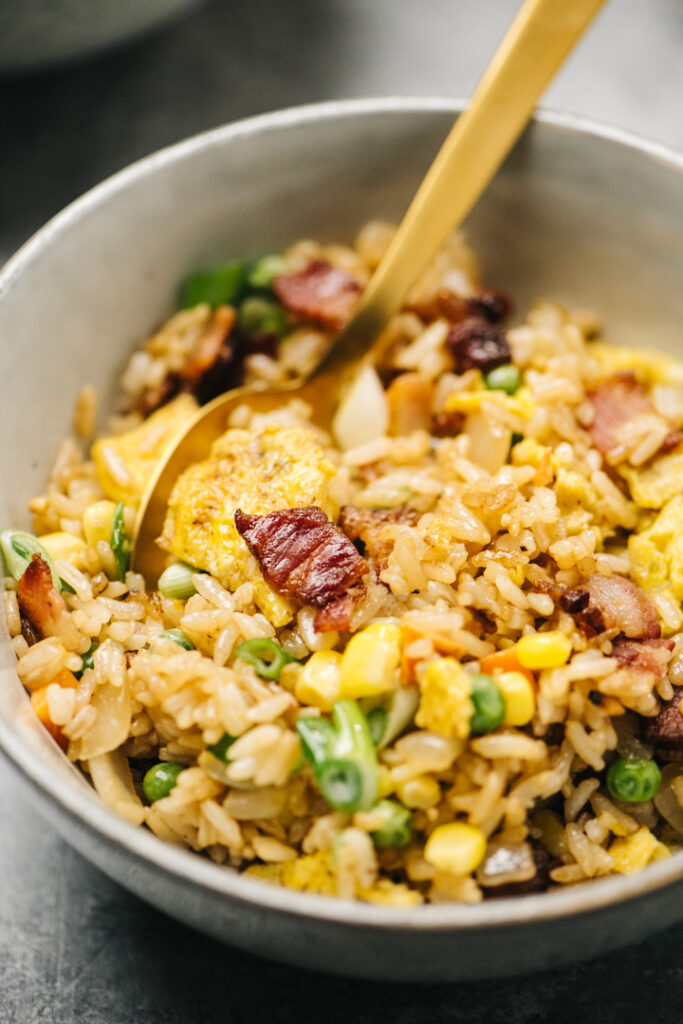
xmin=82 ymin=501 xmax=117 ymax=548
xmin=39 ymin=532 xmax=87 ymax=564
xmin=396 ymin=775 xmax=441 ymax=809
xmin=609 ymin=826 xmax=670 ymax=874
xmin=339 ymin=622 xmax=401 ymax=699
xmin=424 ymin=822 xmax=486 ymax=876
xmin=516 ymin=630 xmax=571 ymax=670
xmin=294 ymin=651 xmax=343 ymax=711
xmin=508 ymin=565 xmax=524 ymax=587
xmin=497 ymin=670 xmax=536 ymax=726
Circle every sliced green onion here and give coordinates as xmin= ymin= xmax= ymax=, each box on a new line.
xmin=157 ymin=628 xmax=194 ymax=650
xmin=369 ymin=799 xmax=412 ymax=849
xmin=143 ymin=763 xmax=186 ymax=803
xmin=0 ymin=529 xmax=62 ymax=590
xmin=75 ymin=642 xmax=98 ymax=679
xmin=510 ymin=432 xmax=524 ymax=449
xmin=237 ymin=296 xmax=289 ymax=339
xmin=158 ymin=561 xmax=200 ymax=600
xmin=318 ymin=760 xmax=363 ymax=812
xmin=182 ymin=261 xmax=247 ymax=309
xmin=366 ymin=706 xmax=388 ymax=746
xmin=207 ymin=732 xmax=237 ymax=763
xmin=484 ymin=364 xmax=522 ymax=395
xmin=297 ymin=702 xmax=379 ymax=813
xmin=235 ymin=637 xmax=295 ymax=681
xmin=110 ymin=501 xmax=131 ymax=583
xmin=246 ymin=254 xmax=289 ymax=290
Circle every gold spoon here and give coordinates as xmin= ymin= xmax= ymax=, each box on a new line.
xmin=133 ymin=0 xmax=607 ymax=581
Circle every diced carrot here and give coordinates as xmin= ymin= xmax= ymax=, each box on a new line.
xmin=30 ymin=687 xmax=68 ymax=749
xmin=479 ymin=647 xmax=536 ymax=689
xmin=28 ymin=668 xmax=78 ymax=750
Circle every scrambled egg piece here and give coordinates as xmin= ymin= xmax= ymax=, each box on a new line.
xmin=246 ymin=851 xmax=337 ymax=895
xmin=92 ymin=394 xmax=198 ymax=506
xmin=589 ymin=343 xmax=683 ymax=388
xmin=160 ymin=423 xmax=336 ymax=625
xmin=445 ymin=386 xmax=535 ymax=420
xmin=415 ymin=657 xmax=473 ymax=739
xmin=629 ymin=495 xmax=683 ymax=604
xmin=620 ymin=450 xmax=683 ymax=510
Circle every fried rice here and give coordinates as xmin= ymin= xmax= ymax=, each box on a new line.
xmin=5 ymin=220 xmax=683 ymax=906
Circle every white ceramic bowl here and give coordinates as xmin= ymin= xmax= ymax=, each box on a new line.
xmin=0 ymin=99 xmax=682 ymax=981
xmin=0 ymin=0 xmax=205 ymax=71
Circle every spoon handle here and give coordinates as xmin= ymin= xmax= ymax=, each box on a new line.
xmin=323 ymin=0 xmax=608 ymax=373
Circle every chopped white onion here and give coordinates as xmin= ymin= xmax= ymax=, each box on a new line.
xmin=476 ymin=840 xmax=536 ymax=888
xmin=332 ymin=365 xmax=388 ymax=451
xmin=654 ymin=764 xmax=683 ymax=835
xmin=464 ymin=412 xmax=511 ymax=475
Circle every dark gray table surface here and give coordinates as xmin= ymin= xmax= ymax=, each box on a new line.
xmin=2 ymin=1 xmax=683 ymax=1020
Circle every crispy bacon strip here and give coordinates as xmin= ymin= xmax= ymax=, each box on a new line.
xmin=586 ymin=372 xmax=676 ymax=458
xmin=612 ymin=637 xmax=674 ymax=681
xmin=560 ymin=573 xmax=660 ymax=640
xmin=273 ymin=261 xmax=361 ymax=330
xmin=313 ymin=592 xmax=356 ymax=633
xmin=407 ymin=287 xmax=512 ymax=326
xmin=446 ymin=318 xmax=511 ymax=373
xmin=17 ymin=555 xmax=77 ymax=646
xmin=234 ymin=506 xmax=368 ymax=607
xmin=647 ymin=685 xmax=683 ymax=762
xmin=339 ymin=505 xmax=419 ymax=564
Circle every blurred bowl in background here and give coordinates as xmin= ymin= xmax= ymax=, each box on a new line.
xmin=0 ymin=0 xmax=206 ymax=72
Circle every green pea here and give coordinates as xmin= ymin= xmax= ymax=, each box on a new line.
xmin=607 ymin=757 xmax=662 ymax=803
xmin=207 ymin=733 xmax=236 ymax=763
xmin=247 ymin=254 xmax=289 ymax=290
xmin=484 ymin=364 xmax=522 ymax=395
xmin=235 ymin=637 xmax=295 ymax=682
xmin=157 ymin=628 xmax=194 ymax=650
xmin=142 ymin=763 xmax=185 ymax=803
xmin=237 ymin=296 xmax=289 ymax=339
xmin=369 ymin=799 xmax=412 ymax=849
xmin=182 ymin=261 xmax=247 ymax=309
xmin=470 ymin=673 xmax=506 ymax=735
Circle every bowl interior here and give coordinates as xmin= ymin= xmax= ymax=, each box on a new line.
xmin=1 ymin=99 xmax=682 ymax=975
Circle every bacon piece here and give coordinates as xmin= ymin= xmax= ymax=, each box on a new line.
xmin=661 ymin=428 xmax=683 ymax=454
xmin=431 ymin=409 xmax=465 ymax=437
xmin=339 ymin=505 xmax=419 ymax=564
xmin=234 ymin=506 xmax=368 ymax=607
xmin=646 ymin=686 xmax=683 ymax=761
xmin=560 ymin=574 xmax=660 ymax=640
xmin=587 ymin=372 xmax=654 ymax=456
xmin=141 ymin=306 xmax=237 ymax=412
xmin=273 ymin=261 xmax=361 ymax=330
xmin=612 ymin=637 xmax=674 ymax=681
xmin=446 ymin=318 xmax=511 ymax=373
xmin=407 ymin=287 xmax=512 ymax=326
xmin=17 ymin=555 xmax=76 ymax=646
xmin=313 ymin=592 xmax=356 ymax=633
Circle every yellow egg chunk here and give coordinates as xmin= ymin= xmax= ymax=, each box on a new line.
xmin=92 ymin=394 xmax=198 ymax=506
xmin=620 ymin=451 xmax=683 ymax=510
xmin=82 ymin=500 xmax=118 ymax=548
xmin=424 ymin=823 xmax=486 ymax=876
xmin=629 ymin=495 xmax=683 ymax=604
xmin=609 ymin=827 xmax=669 ymax=874
xmin=339 ymin=622 xmax=402 ymax=699
xmin=160 ymin=423 xmax=336 ymax=622
xmin=415 ymin=657 xmax=473 ymax=739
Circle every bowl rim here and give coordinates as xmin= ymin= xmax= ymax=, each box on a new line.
xmin=1 ymin=95 xmax=683 ymax=934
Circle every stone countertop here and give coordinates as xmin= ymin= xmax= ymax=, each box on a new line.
xmin=1 ymin=1 xmax=683 ymax=1019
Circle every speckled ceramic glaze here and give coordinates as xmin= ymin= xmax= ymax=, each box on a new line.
xmin=0 ymin=99 xmax=682 ymax=981
xmin=0 ymin=0 xmax=204 ymax=71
